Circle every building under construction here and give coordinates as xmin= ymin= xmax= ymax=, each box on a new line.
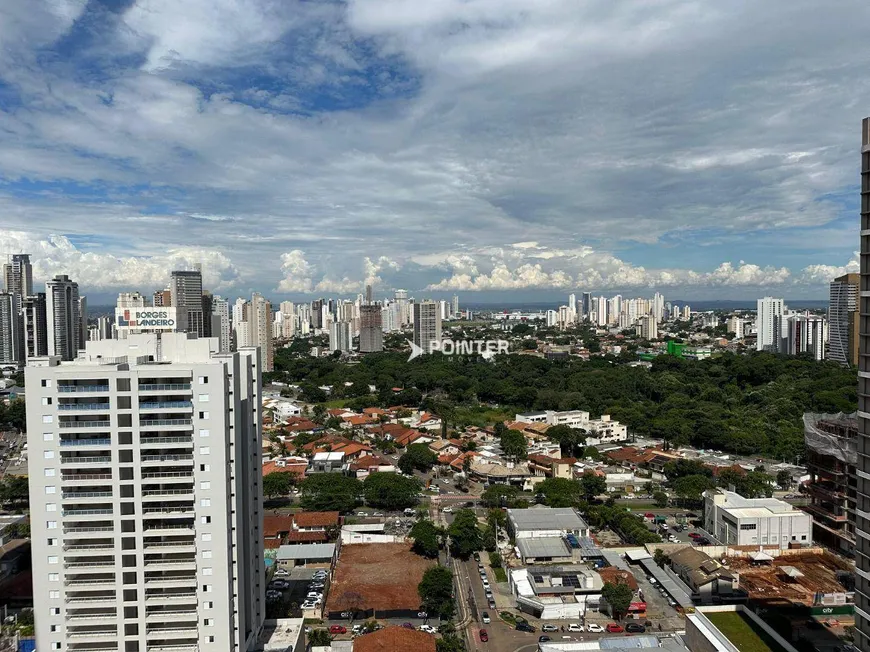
xmin=803 ymin=412 xmax=857 ymax=556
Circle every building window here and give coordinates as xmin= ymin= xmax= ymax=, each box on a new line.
xmin=48 ymin=573 xmax=59 ymax=582
xmin=199 ymin=429 xmax=210 ymax=438
xmin=45 ymin=486 xmax=56 ymax=494
xmin=43 ymin=415 xmax=53 ymax=423
xmin=198 ymin=394 xmax=210 ymax=403
xmin=204 ymin=618 xmax=214 ymax=626
xmin=200 ymin=481 xmax=211 ymax=490
xmin=198 ymin=376 xmax=209 ymax=385
xmin=44 ymin=451 xmax=55 ymax=459
xmin=199 ymin=447 xmax=210 ymax=455
xmin=47 ymin=538 xmax=57 ymax=547
xmin=201 ymin=516 xmax=211 ymax=524
xmin=51 ymin=643 xmax=61 ymax=650
xmin=202 ymin=568 xmax=213 ymax=576
xmin=802 ymin=535 xmax=807 ymax=541
xmin=201 ymin=533 xmax=212 ymax=542
xmin=50 ymin=607 xmax=60 ymax=615
xmin=44 ymin=468 xmax=55 ymax=477
xmin=49 ymin=591 xmax=59 ymax=599
xmin=48 ymin=556 xmax=58 ymax=564
xmin=46 ymin=503 xmax=57 ymax=512
xmin=202 ymin=584 xmax=212 ymax=593
xmin=43 ymin=432 xmax=53 ymax=441
xmin=204 ymin=601 xmax=213 ymax=609
xmin=201 ymin=499 xmax=211 ymax=507
xmin=739 ymin=524 xmax=756 ymax=531
xmin=199 ymin=411 xmax=209 ymax=420
xmin=50 ymin=625 xmax=59 ymax=632
xmin=202 ymin=550 xmax=212 ymax=559
xmin=42 ymin=397 xmax=53 ymax=405
xmin=46 ymin=521 xmax=57 ymax=529
xmin=41 ymin=379 xmax=51 ymax=387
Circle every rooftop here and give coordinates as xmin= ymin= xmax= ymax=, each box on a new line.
xmin=353 ymin=626 xmax=436 ymax=652
xmin=507 ymin=506 xmax=589 ymax=531
xmin=517 ymin=537 xmax=572 ymax=559
xmin=257 ymin=618 xmax=304 ymax=652
xmin=276 ymin=543 xmax=335 ymax=560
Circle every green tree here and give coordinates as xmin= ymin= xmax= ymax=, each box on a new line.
xmin=488 ymin=551 xmax=503 ymax=569
xmin=547 ymin=424 xmax=587 ymax=457
xmin=672 ymin=474 xmax=716 ymax=505
xmin=308 ymin=629 xmax=332 ymax=646
xmin=418 ymin=566 xmax=455 ymax=619
xmin=499 ymin=429 xmax=527 ymax=461
xmin=398 ymin=444 xmax=438 ymax=474
xmin=653 ymin=548 xmax=670 ymax=568
xmin=447 ymin=509 xmax=483 ymax=559
xmin=262 ymin=472 xmax=294 ymax=500
xmin=537 ymin=477 xmax=582 ymax=508
xmin=653 ymin=491 xmax=669 ymax=508
xmin=776 ymin=470 xmax=792 ymax=488
xmin=299 ymin=474 xmax=361 ymax=513
xmin=579 ymin=471 xmax=607 ymax=502
xmin=437 ymin=633 xmax=466 ymax=652
xmin=602 ymin=582 xmax=633 ymax=620
xmin=481 ymin=484 xmax=520 ymax=508
xmin=410 ymin=520 xmax=442 ymax=558
xmin=363 ymin=473 xmax=420 ymax=510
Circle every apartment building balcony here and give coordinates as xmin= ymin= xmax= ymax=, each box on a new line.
xmin=60 ymin=455 xmax=112 ymax=466
xmin=140 ymin=436 xmax=193 ymax=448
xmin=64 ymin=558 xmax=116 ymax=570
xmin=138 ymin=383 xmax=192 ymax=393
xmin=144 ymin=576 xmax=197 ymax=588
xmin=139 ymin=401 xmax=193 ymax=411
xmin=57 ymin=383 xmax=110 ymax=393
xmin=144 ymin=591 xmax=197 ymax=604
xmin=65 ymin=593 xmax=117 ymax=605
xmin=142 ymin=487 xmax=194 ymax=500
xmin=804 ymin=503 xmax=849 ymax=523
xmin=62 ymin=507 xmax=114 ymax=519
xmin=62 ymin=489 xmax=113 ymax=502
xmin=143 ymin=523 xmax=194 ymax=536
xmin=143 ymin=558 xmax=196 ymax=572
xmin=65 ymin=575 xmax=117 ymax=588
xmin=141 ymin=471 xmax=193 ymax=482
xmin=143 ymin=541 xmax=196 ymax=554
xmin=140 ymin=419 xmax=194 ymax=431
xmin=142 ymin=504 xmax=195 ymax=518
xmin=63 ymin=522 xmax=115 ymax=536
xmin=140 ymin=454 xmax=194 ymax=466
xmin=146 ymin=644 xmax=198 ymax=652
xmin=64 ymin=540 xmax=114 ymax=552
xmin=67 ymin=646 xmax=119 ymax=652
xmin=66 ymin=629 xmax=119 ymax=642
xmin=808 ymin=483 xmax=847 ymax=503
xmin=58 ymin=402 xmax=112 ymax=412
xmin=66 ymin=609 xmax=118 ymax=624
xmin=146 ymin=626 xmax=199 ymax=640
xmin=145 ymin=609 xmax=198 ymax=623
xmin=62 ymin=472 xmax=113 ymax=484
xmin=60 ymin=438 xmax=113 ymax=447
xmin=59 ymin=420 xmax=112 ymax=430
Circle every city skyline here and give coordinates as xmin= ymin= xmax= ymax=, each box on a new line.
xmin=1 ymin=2 xmax=869 ymax=299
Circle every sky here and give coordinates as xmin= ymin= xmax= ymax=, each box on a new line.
xmin=1 ymin=0 xmax=869 ymax=303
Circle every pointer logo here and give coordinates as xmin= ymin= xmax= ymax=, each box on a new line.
xmin=407 ymin=339 xmax=425 ymax=362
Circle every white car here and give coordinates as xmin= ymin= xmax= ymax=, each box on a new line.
xmin=419 ymin=625 xmax=438 ymax=634
xmin=274 ymin=569 xmax=289 ymax=577
xmin=443 ymin=507 xmax=453 ymax=513
xmin=587 ymin=623 xmax=604 ymax=633
xmin=568 ymin=623 xmax=584 ymax=632
xmin=301 ymin=602 xmax=318 ymax=610
xmin=541 ymin=624 xmax=558 ymax=632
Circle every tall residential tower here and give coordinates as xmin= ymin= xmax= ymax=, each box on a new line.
xmin=829 ymin=273 xmax=859 ymax=367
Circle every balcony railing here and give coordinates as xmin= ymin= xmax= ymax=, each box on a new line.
xmin=140 ymin=419 xmax=193 ymax=427
xmin=58 ymin=403 xmax=111 ymax=411
xmin=142 ymin=507 xmax=194 ymax=515
xmin=65 ymin=595 xmax=117 ymax=603
xmin=58 ymin=385 xmax=110 ymax=393
xmin=59 ymin=421 xmax=111 ymax=429
xmin=61 ymin=456 xmax=112 ymax=465
xmin=144 ymin=524 xmax=194 ymax=532
xmin=65 ymin=561 xmax=116 ymax=568
xmin=140 ymin=437 xmax=193 ymax=446
xmin=62 ymin=473 xmax=112 ymax=481
xmin=139 ymin=402 xmax=193 ymax=410
xmin=144 ymin=592 xmax=196 ymax=601
xmin=60 ymin=438 xmax=112 ymax=447
xmin=63 ymin=509 xmax=113 ymax=517
xmin=63 ymin=491 xmax=113 ymax=499
xmin=142 ymin=489 xmax=194 ymax=497
xmin=65 ymin=578 xmax=117 ymax=586
xmin=64 ymin=543 xmax=114 ymax=551
xmin=139 ymin=384 xmax=192 ymax=391
xmin=142 ymin=472 xmax=193 ymax=479
xmin=141 ymin=455 xmax=193 ymax=463
xmin=64 ymin=526 xmax=114 ymax=533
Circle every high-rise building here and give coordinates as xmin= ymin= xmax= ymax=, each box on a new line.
xmin=202 ymin=290 xmax=214 ymax=338
xmin=212 ymin=295 xmax=231 ymax=353
xmin=359 ymin=305 xmax=383 ymax=353
xmin=581 ymin=292 xmax=592 ymax=320
xmin=756 ymin=297 xmax=785 ymax=352
xmin=4 ymin=253 xmax=33 ymax=298
xmin=636 ymin=314 xmax=658 ymax=340
xmin=329 ymin=321 xmax=352 ymax=352
xmin=829 ymin=273 xmax=859 ymax=367
xmin=365 ymin=284 xmax=373 ymax=304
xmin=784 ymin=314 xmax=825 ymax=361
xmin=249 ymin=293 xmax=274 ymax=372
xmin=596 ymin=296 xmax=607 ymax=327
xmin=311 ymin=299 xmax=324 ymax=330
xmin=117 ymin=292 xmax=146 ymax=309
xmin=452 ymin=295 xmax=460 ymax=319
xmin=726 ymin=316 xmax=744 ymax=340
xmin=23 ymin=293 xmax=48 ymax=360
xmin=170 ymin=270 xmax=205 ymax=337
xmin=413 ymin=300 xmax=441 ymax=354
xmin=46 ymin=274 xmax=81 ymax=361
xmin=854 ymin=116 xmax=870 ymax=651
xmin=0 ymin=293 xmax=22 ymax=364
xmin=25 ymin=333 xmax=264 ymax=652
xmin=79 ymin=295 xmax=88 ymax=350
xmin=395 ymin=290 xmax=409 ymax=326
xmin=152 ymin=289 xmax=172 ymax=307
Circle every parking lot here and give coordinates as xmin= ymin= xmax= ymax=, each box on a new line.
xmin=265 ymin=566 xmax=329 ymax=619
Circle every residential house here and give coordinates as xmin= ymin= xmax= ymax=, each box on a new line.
xmin=668 ymin=546 xmax=743 ymax=605
xmin=528 ymin=454 xmax=576 ymax=479
xmin=346 ymin=454 xmax=397 ymax=479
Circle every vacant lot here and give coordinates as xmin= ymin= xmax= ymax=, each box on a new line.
xmin=706 ymin=611 xmax=788 ymax=652
xmin=325 ymin=543 xmax=433 ymax=615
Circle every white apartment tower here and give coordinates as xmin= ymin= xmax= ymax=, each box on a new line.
xmin=249 ymin=293 xmax=274 ymax=372
xmin=413 ymin=300 xmax=442 ymax=354
xmin=26 ymin=333 xmax=264 ymax=652
xmin=170 ymin=271 xmax=205 ymax=338
xmin=211 ymin=296 xmax=231 ymax=353
xmin=756 ymin=297 xmax=785 ymax=352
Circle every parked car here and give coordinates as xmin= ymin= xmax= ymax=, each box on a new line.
xmin=481 ymin=612 xmax=491 ymax=624
xmin=473 ymin=552 xmax=480 ymax=561
xmin=265 ymin=590 xmax=281 ymax=600
xmin=301 ymin=602 xmax=318 ymax=609
xmin=587 ymin=623 xmax=604 ymax=633
xmin=351 ymin=625 xmax=365 ymax=635
xmin=329 ymin=625 xmax=346 ymax=634
xmin=516 ymin=623 xmax=536 ymax=633
xmin=402 ymin=623 xmax=414 ymax=629
xmin=488 ymin=599 xmax=496 ymax=610
xmin=626 ymin=623 xmax=646 ymax=633
xmin=606 ymin=623 xmax=624 ymax=633
xmin=479 ymin=629 xmax=489 ymax=642
xmin=688 ymin=532 xmax=701 ymax=539
xmin=443 ymin=506 xmax=453 ymax=513
xmin=542 ymin=624 xmax=558 ymax=632
xmin=273 ymin=569 xmax=289 ymax=577
xmin=419 ymin=625 xmax=438 ymax=634
xmin=539 ymin=636 xmax=551 ymax=642
xmin=568 ymin=623 xmax=584 ymax=632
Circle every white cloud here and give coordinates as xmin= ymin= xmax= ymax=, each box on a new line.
xmin=798 ymin=255 xmax=859 ymax=285
xmin=277 ymin=250 xmax=315 ymax=293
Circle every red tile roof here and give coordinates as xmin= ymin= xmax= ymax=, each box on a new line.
xmin=261 ymin=460 xmax=307 ymax=478
xmin=263 ymin=515 xmax=295 ymax=538
xmin=349 ymin=455 xmax=392 ymax=471
xmin=363 ymin=408 xmax=387 ymax=416
xmin=344 ymin=414 xmax=377 ymax=426
xmin=293 ymin=511 xmax=340 ymax=528
xmin=353 ymin=627 xmax=436 ymax=652
xmin=286 ymin=530 xmax=329 ymax=543
xmin=264 ymin=539 xmax=282 ymax=550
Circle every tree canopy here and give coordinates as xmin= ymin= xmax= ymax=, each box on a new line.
xmin=362 ymin=472 xmax=420 ymax=511
xmin=262 ymin=472 xmax=294 ymax=500
xmin=499 ymin=429 xmax=527 ymax=461
xmin=398 ymin=444 xmax=438 ymax=474
xmin=447 ymin=508 xmax=483 ymax=559
xmin=536 ymin=477 xmax=583 ymax=508
xmin=418 ymin=566 xmax=455 ymax=619
xmin=410 ymin=520 xmax=442 ymax=558
xmin=547 ymin=424 xmax=587 ymax=457
xmin=602 ymin=582 xmax=633 ymax=620
xmin=299 ymin=474 xmax=361 ymax=513
xmin=481 ymin=484 xmax=521 ymax=508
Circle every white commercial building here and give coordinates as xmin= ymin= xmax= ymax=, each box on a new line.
xmin=703 ymin=489 xmax=812 ymax=549
xmin=756 ymin=297 xmax=785 ymax=352
xmin=515 ymin=410 xmax=628 ymax=444
xmin=26 ymin=333 xmax=265 ymax=652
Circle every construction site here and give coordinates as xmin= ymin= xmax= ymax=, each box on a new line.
xmin=725 ymin=551 xmax=853 ymax=608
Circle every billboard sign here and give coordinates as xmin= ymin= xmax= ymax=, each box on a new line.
xmin=115 ymin=307 xmax=177 ymax=331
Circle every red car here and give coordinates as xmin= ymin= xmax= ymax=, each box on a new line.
xmin=479 ymin=629 xmax=488 ymax=642
xmin=688 ymin=532 xmax=701 ymax=539
xmin=606 ymin=623 xmax=624 ymax=633
xmin=401 ymin=623 xmax=414 ymax=629
xmin=329 ymin=625 xmax=346 ymax=634
xmin=644 ymin=513 xmax=655 ymax=519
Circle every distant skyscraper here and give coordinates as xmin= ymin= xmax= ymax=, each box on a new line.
xmin=365 ymin=284 xmax=373 ymax=304
xmin=117 ymin=292 xmax=146 ymax=308
xmin=636 ymin=314 xmax=658 ymax=340
xmin=152 ymin=288 xmax=171 ymax=307
xmin=596 ymin=296 xmax=607 ymax=327
xmin=45 ymin=274 xmax=81 ymax=361
xmin=23 ymin=293 xmax=47 ymax=360
xmin=212 ymin=295 xmax=231 ymax=353
xmin=581 ymin=292 xmax=592 ymax=319
xmin=359 ymin=305 xmax=383 ymax=353
xmin=311 ymin=299 xmax=324 ymax=330
xmin=170 ymin=270 xmax=205 ymax=337
xmin=78 ymin=295 xmax=87 ymax=350
xmin=756 ymin=297 xmax=785 ymax=352
xmin=395 ymin=290 xmax=409 ymax=326
xmin=413 ymin=300 xmax=442 ymax=354
xmin=829 ymin=273 xmax=859 ymax=367
xmin=4 ymin=253 xmax=33 ymax=298
xmin=250 ymin=292 xmax=274 ymax=371
xmin=784 ymin=314 xmax=825 ymax=361
xmin=0 ymin=293 xmax=21 ymax=364
xmin=329 ymin=321 xmax=352 ymax=352
xmin=856 ymin=116 xmax=870 ymax=651
xmin=202 ymin=290 xmax=214 ymax=338
xmin=452 ymin=295 xmax=460 ymax=319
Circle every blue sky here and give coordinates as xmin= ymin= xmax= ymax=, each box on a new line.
xmin=1 ymin=0 xmax=869 ymax=302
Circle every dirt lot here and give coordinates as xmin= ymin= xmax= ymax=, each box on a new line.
xmin=325 ymin=543 xmax=434 ymax=614
xmin=727 ymin=553 xmax=849 ymax=605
